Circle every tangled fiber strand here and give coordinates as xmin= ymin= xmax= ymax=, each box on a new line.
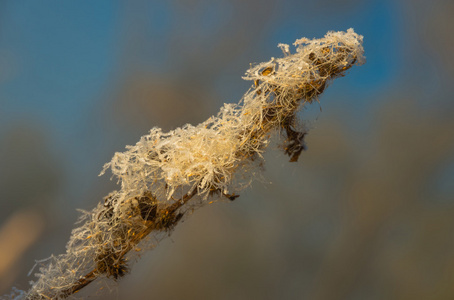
xmin=5 ymin=29 xmax=364 ymax=300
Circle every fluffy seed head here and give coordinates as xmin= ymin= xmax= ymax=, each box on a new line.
xmin=10 ymin=29 xmax=364 ymax=300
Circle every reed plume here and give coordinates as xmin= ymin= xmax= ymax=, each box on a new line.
xmin=4 ymin=29 xmax=364 ymax=300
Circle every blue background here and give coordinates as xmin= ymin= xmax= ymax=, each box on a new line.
xmin=1 ymin=1 xmax=453 ymax=299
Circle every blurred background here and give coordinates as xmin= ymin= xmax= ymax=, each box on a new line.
xmin=0 ymin=0 xmax=453 ymax=299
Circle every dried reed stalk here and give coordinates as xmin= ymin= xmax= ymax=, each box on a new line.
xmin=5 ymin=29 xmax=364 ymax=300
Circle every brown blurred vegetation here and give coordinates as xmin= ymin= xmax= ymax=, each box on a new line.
xmin=1 ymin=0 xmax=453 ymax=299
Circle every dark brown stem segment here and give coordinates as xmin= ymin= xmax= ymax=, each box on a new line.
xmin=61 ymin=270 xmax=97 ymax=297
